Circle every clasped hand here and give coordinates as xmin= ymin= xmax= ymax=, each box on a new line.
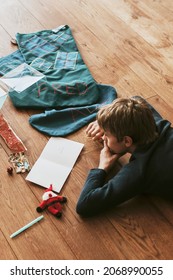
xmin=86 ymin=121 xmax=124 ymax=172
xmin=98 ymin=140 xmax=121 ymax=172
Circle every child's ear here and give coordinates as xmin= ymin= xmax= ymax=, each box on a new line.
xmin=123 ymin=136 xmax=133 ymax=147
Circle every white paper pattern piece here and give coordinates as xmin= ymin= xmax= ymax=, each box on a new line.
xmin=26 ymin=137 xmax=84 ymax=192
xmin=0 ymin=63 xmax=44 ymax=92
xmin=0 ymin=87 xmax=7 ymax=97
xmin=0 ymin=85 xmax=7 ymax=109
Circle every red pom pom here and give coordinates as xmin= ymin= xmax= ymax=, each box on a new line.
xmin=7 ymin=166 xmax=13 ymax=175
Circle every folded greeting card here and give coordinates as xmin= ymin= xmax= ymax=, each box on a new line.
xmin=26 ymin=137 xmax=84 ymax=192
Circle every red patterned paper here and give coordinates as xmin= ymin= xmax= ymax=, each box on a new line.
xmin=0 ymin=114 xmax=27 ymax=152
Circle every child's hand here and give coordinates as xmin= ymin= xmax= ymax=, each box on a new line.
xmin=98 ymin=140 xmax=121 ymax=172
xmin=86 ymin=121 xmax=104 ymax=141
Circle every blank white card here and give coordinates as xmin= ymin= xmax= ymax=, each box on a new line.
xmin=26 ymin=137 xmax=84 ymax=192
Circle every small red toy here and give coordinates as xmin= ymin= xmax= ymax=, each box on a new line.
xmin=7 ymin=166 xmax=13 ymax=175
xmin=36 ymin=184 xmax=67 ymax=218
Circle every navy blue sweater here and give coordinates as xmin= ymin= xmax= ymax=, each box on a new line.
xmin=76 ymin=102 xmax=173 ymax=216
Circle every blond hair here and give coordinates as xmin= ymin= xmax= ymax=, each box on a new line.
xmin=97 ymin=97 xmax=158 ymax=146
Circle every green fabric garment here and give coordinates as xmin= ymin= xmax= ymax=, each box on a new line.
xmin=29 ymin=84 xmax=117 ymax=136
xmin=0 ymin=25 xmax=117 ymax=136
xmin=7 ymin=25 xmax=101 ymax=108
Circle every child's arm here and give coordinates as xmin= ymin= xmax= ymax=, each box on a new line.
xmin=76 ymin=161 xmax=142 ymax=217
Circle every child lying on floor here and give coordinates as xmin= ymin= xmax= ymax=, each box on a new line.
xmin=76 ymin=96 xmax=173 ymax=217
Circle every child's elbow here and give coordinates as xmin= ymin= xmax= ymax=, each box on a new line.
xmin=76 ymin=201 xmax=86 ymax=216
xmin=76 ymin=200 xmax=94 ymax=217
xmin=76 ymin=200 xmax=104 ymax=217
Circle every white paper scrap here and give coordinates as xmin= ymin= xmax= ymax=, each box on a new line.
xmin=0 ymin=87 xmax=7 ymax=97
xmin=26 ymin=137 xmax=84 ymax=192
xmin=0 ymin=63 xmax=44 ymax=92
xmin=0 ymin=86 xmax=7 ymax=109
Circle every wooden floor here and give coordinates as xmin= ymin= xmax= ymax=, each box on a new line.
xmin=1 ymin=0 xmax=173 ymax=260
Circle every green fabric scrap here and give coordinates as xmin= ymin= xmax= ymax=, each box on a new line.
xmin=7 ymin=25 xmax=101 ymax=108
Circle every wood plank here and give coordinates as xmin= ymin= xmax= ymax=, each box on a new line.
xmin=0 ymin=0 xmax=43 ymax=37
xmin=58 ymin=0 xmax=173 ymax=106
xmin=0 ymin=26 xmax=17 ymax=57
xmin=108 ymin=195 xmax=173 ymax=259
xmin=0 ymin=229 xmax=17 ymax=260
xmin=19 ymin=0 xmax=86 ymax=32
xmin=1 ymin=0 xmax=173 ymax=260
xmin=94 ymin=0 xmax=173 ymax=105
xmin=147 ymin=95 xmax=173 ymax=123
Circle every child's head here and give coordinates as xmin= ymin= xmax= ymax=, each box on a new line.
xmin=97 ymin=97 xmax=158 ymax=146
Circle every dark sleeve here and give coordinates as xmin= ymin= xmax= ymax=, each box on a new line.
xmin=133 ymin=96 xmax=163 ymax=123
xmin=76 ymin=163 xmax=143 ymax=217
xmin=145 ymin=101 xmax=163 ymax=123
